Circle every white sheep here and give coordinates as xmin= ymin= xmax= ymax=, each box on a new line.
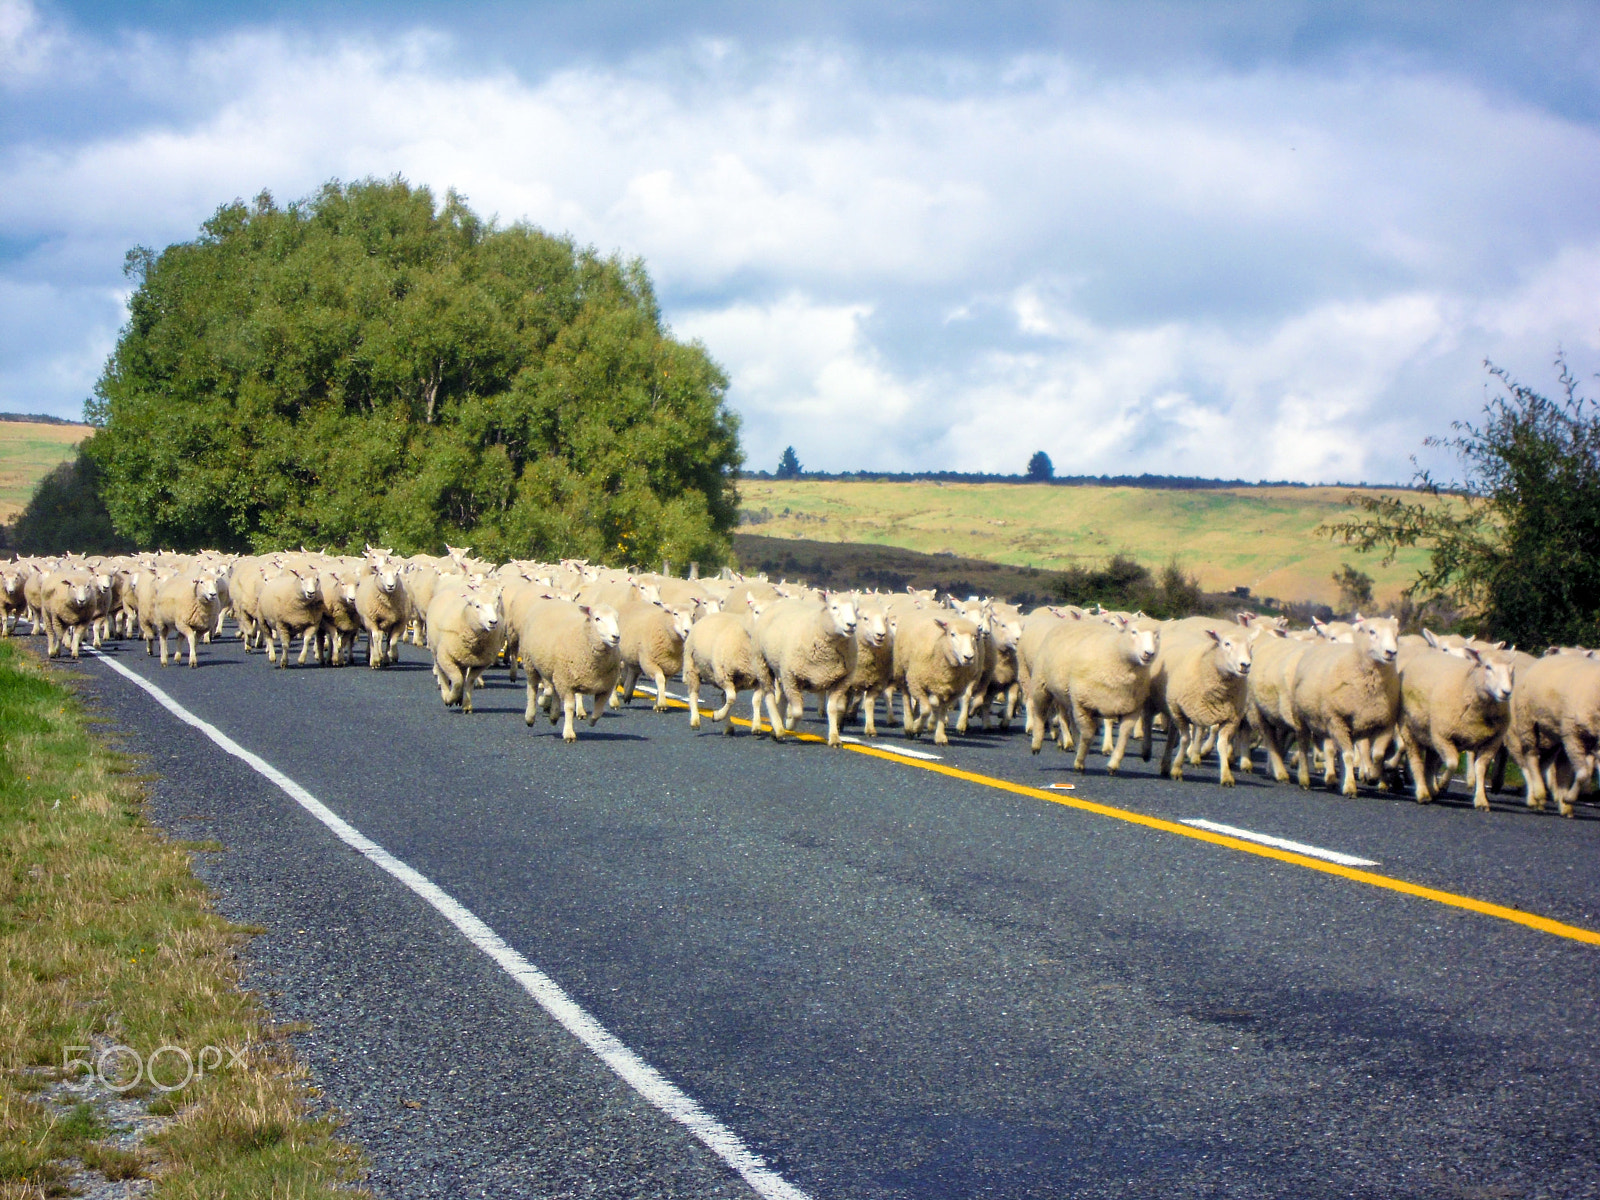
xmin=614 ymin=602 xmax=694 ymax=710
xmin=1505 ymin=651 xmax=1600 ymax=816
xmin=682 ymin=609 xmax=765 ymax=734
xmin=1287 ymin=616 xmax=1401 ymax=795
xmin=515 ymin=599 xmax=623 ymax=741
xmin=1155 ymin=624 xmax=1260 ymax=785
xmin=151 ymin=572 xmax=223 ymax=667
xmin=257 ymin=569 xmax=327 ymax=668
xmin=426 ymin=582 xmax=504 ymax=713
xmin=1027 ymin=614 xmax=1159 ymax=772
xmin=1396 ymin=642 xmax=1513 ymax=807
xmin=355 ymin=550 xmax=409 ymax=668
xmin=891 ymin=610 xmax=981 ymax=745
xmin=754 ymin=592 xmax=860 ymax=747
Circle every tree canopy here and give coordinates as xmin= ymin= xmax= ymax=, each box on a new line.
xmin=1324 ymin=357 xmax=1600 ymax=648
xmin=86 ymin=178 xmax=743 ymax=565
xmin=1026 ymin=451 xmax=1053 ymax=481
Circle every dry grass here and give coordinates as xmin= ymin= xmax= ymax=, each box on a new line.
xmin=739 ymin=480 xmax=1456 ymax=607
xmin=0 ymin=641 xmax=367 ymax=1197
xmin=0 ymin=423 xmax=90 ymax=523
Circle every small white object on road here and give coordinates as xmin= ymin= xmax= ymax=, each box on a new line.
xmin=1181 ymin=818 xmax=1379 ymax=867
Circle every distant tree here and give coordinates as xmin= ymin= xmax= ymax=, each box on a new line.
xmin=9 ymin=441 xmax=133 ymax=555
xmin=776 ymin=446 xmax=803 ymax=479
xmin=85 ymin=178 xmax=743 ymax=565
xmin=1053 ymin=553 xmax=1204 ymax=618
xmin=1026 ymin=451 xmax=1054 ymax=481
xmin=1332 ymin=563 xmax=1375 ymax=615
xmin=1324 ymin=355 xmax=1600 ymax=647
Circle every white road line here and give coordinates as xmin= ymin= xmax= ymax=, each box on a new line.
xmin=1180 ymin=818 xmax=1379 ymax=867
xmin=87 ymin=650 xmax=810 ymax=1200
xmin=837 ymin=736 xmax=942 ymax=761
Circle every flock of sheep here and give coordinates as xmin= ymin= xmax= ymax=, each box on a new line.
xmin=3 ymin=546 xmax=1596 ymax=818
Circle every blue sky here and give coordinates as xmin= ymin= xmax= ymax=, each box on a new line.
xmin=4 ymin=1 xmax=1599 ymax=480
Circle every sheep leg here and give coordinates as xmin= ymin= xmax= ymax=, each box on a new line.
xmin=1099 ymin=718 xmax=1114 ymax=755
xmin=1071 ymin=702 xmax=1095 ymax=772
xmin=1557 ymin=734 xmax=1592 ymax=818
xmin=158 ymin=627 xmax=170 ymax=666
xmin=825 ymin=688 xmax=846 ymax=748
xmin=524 ymin=674 xmax=542 ymax=725
xmin=685 ymin=664 xmax=704 ymax=729
xmin=1428 ymin=735 xmax=1461 ymax=798
xmin=1216 ymin=722 xmax=1239 ymax=787
xmin=1470 ymin=742 xmax=1496 ymax=810
xmin=763 ymin=686 xmax=788 ymax=739
xmin=862 ymin=690 xmax=878 ymax=738
xmin=710 ymin=678 xmax=736 ymax=722
xmin=1522 ymin=742 xmax=1548 ymax=811
xmin=1400 ymin=727 xmax=1433 ymax=802
xmin=298 ymin=628 xmax=314 ymax=665
xmin=931 ymin=695 xmax=951 ymax=746
xmin=1162 ymin=713 xmax=1185 ymax=781
xmin=560 ymin=693 xmax=579 ymax=742
xmin=70 ymin=624 xmax=83 ymax=660
xmin=1291 ymin=727 xmax=1314 ymax=789
xmin=1107 ymin=712 xmax=1136 ymax=774
xmin=1326 ymin=721 xmax=1360 ymax=797
xmin=652 ymin=669 xmax=671 ymax=712
xmin=1489 ymin=744 xmax=1509 ymax=794
xmin=1028 ymin=684 xmax=1052 ymax=754
xmin=186 ymin=626 xmax=200 ymax=667
xmin=749 ymin=687 xmax=764 ymax=735
xmin=955 ymin=687 xmax=973 ymax=735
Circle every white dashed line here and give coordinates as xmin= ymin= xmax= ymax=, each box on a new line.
xmin=1180 ymin=818 xmax=1380 ymax=867
xmin=837 ymin=736 xmax=942 ymax=761
xmin=88 ymin=650 xmax=811 ymax=1200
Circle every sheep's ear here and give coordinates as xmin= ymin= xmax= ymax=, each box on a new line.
xmin=1546 ymin=645 xmax=1563 ymax=657
xmin=1422 ymin=628 xmax=1440 ymax=648
xmin=1236 ymin=611 xmax=1253 ymax=626
xmin=1352 ymin=613 xmax=1366 ymax=626
xmin=578 ymin=604 xmax=592 ymax=616
xmin=1463 ymin=646 xmax=1483 ymax=664
xmin=1206 ymin=628 xmax=1222 ymax=644
xmin=933 ymin=618 xmax=950 ymax=631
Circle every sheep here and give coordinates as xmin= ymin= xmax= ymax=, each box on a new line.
xmin=355 ymin=550 xmax=409 ymax=668
xmin=1016 ymin=605 xmax=1081 ymax=738
xmin=151 ymin=572 xmax=223 ymax=667
xmin=256 ymin=569 xmax=327 ymax=668
xmin=1287 ymin=616 xmax=1401 ymax=796
xmin=960 ymin=600 xmax=1024 ymax=732
xmin=426 ymin=582 xmax=505 ymax=713
xmin=1505 ymin=652 xmax=1600 ymax=816
xmin=515 ymin=599 xmax=623 ymax=741
xmin=613 ymin=602 xmax=694 ymax=710
xmin=1244 ymin=626 xmax=1319 ymax=783
xmin=1395 ymin=643 xmax=1514 ymax=807
xmin=1028 ymin=614 xmax=1160 ymax=772
xmin=1155 ymin=624 xmax=1260 ymax=786
xmin=41 ymin=570 xmax=98 ymax=660
xmin=891 ymin=610 xmax=981 ymax=745
xmin=1 ymin=565 xmax=28 ymax=636
xmin=317 ymin=568 xmax=362 ymax=665
xmin=682 ymin=609 xmax=765 ymax=734
xmin=843 ymin=599 xmax=894 ymax=737
xmin=754 ymin=592 xmax=860 ymax=747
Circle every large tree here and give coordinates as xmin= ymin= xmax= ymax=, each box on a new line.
xmin=87 ymin=178 xmax=743 ymax=565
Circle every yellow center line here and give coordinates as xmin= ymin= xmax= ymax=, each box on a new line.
xmin=642 ymin=689 xmax=1600 ymax=946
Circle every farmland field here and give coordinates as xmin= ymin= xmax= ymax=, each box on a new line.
xmin=739 ymin=479 xmax=1451 ymax=606
xmin=0 ymin=419 xmax=91 ymax=520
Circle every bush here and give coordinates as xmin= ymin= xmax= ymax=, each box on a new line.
xmin=7 ymin=442 xmax=133 ymax=555
xmin=1325 ymin=355 xmax=1600 ymax=648
xmin=1053 ymin=554 xmax=1204 ymax=618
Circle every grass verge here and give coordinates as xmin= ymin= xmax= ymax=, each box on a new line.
xmin=0 ymin=640 xmax=367 ymax=1198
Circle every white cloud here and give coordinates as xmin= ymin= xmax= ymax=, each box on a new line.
xmin=2 ymin=1 xmax=1599 ymax=481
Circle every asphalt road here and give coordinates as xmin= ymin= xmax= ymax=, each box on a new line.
xmin=43 ymin=635 xmax=1600 ymax=1200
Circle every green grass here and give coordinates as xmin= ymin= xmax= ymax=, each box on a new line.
xmin=0 ymin=423 xmax=90 ymax=523
xmin=739 ymin=480 xmax=1453 ymax=607
xmin=0 ymin=641 xmax=368 ymax=1198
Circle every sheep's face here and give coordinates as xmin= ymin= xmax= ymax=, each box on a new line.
xmin=1464 ymin=648 xmax=1515 ymax=703
xmin=69 ymin=580 xmax=92 ymax=607
xmin=465 ymin=589 xmax=501 ymax=633
xmin=857 ymin=608 xmax=889 ymax=648
xmin=589 ymin=604 xmax=622 ymax=648
xmin=1130 ymin=626 xmax=1159 ymax=667
xmin=1209 ymin=627 xmax=1256 ymax=677
xmin=935 ymin=619 xmax=977 ymax=666
xmin=197 ymin=578 xmax=220 ymax=605
xmin=373 ymin=560 xmax=401 ymax=593
xmin=822 ymin=593 xmax=858 ymax=638
xmin=340 ymin=580 xmax=359 ymax=606
xmin=1354 ymin=616 xmax=1400 ymax=665
xmin=296 ymin=573 xmax=322 ymax=603
xmin=669 ymin=607 xmax=695 ymax=641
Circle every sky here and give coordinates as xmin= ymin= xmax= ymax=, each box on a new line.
xmin=3 ymin=1 xmax=1600 ymax=482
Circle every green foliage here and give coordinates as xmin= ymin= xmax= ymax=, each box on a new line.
xmin=7 ymin=441 xmax=134 ymax=555
xmin=1025 ymin=450 xmax=1053 ymax=481
xmin=775 ymin=446 xmax=802 ymax=479
xmin=1324 ymin=356 xmax=1600 ymax=647
xmin=1332 ymin=562 xmax=1374 ymax=615
xmin=1053 ymin=553 xmax=1204 ymax=618
xmin=86 ymin=178 xmax=742 ymax=565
